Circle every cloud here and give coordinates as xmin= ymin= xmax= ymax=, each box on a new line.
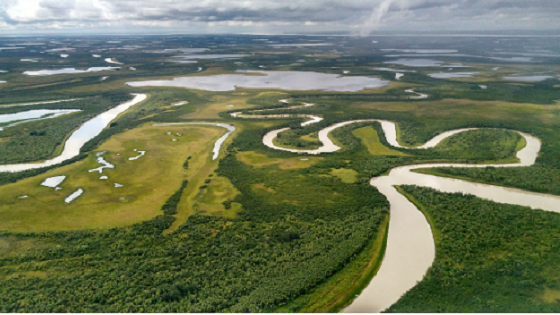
xmin=1 ymin=0 xmax=559 ymax=34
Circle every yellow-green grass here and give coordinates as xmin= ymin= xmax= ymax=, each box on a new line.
xmin=352 ymin=126 xmax=409 ymax=156
xmin=0 ymin=124 xmax=223 ymax=232
xmin=174 ymin=175 xmax=241 ymax=230
xmin=274 ymin=215 xmax=389 ymax=313
xmin=300 ymin=131 xmax=318 ymax=142
xmin=330 ymin=168 xmax=359 ymax=184
xmin=0 ymin=236 xmax=56 ymax=259
xmin=181 ymin=90 xmax=290 ymax=119
xmin=165 ymin=121 xmax=261 ymax=233
xmin=271 ymin=131 xmax=320 ymax=150
xmin=541 ymin=289 xmax=560 ymax=303
xmin=353 ymin=101 xmax=419 ymax=112
xmin=252 ymin=183 xmax=276 ymax=193
xmin=236 ymin=151 xmax=323 ymax=169
xmin=181 ymin=96 xmax=254 ymax=119
xmin=516 ymin=134 xmax=527 ymax=151
xmin=165 ymin=131 xmax=237 ymax=233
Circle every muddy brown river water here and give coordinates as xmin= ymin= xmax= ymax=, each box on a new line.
xmin=230 ymin=103 xmax=560 ymax=313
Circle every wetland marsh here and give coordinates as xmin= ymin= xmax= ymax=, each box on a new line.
xmin=0 ymin=34 xmax=559 ymax=313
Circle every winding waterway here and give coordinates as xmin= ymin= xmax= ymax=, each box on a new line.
xmin=0 ymin=93 xmax=147 ymax=173
xmin=228 ymin=100 xmax=560 ymax=312
xmin=2 ymin=87 xmax=558 ymax=311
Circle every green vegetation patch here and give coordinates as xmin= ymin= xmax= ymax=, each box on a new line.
xmin=0 ymin=209 xmax=387 ymax=312
xmin=197 ymin=175 xmax=241 ymax=217
xmin=431 ymin=129 xmax=521 ymax=163
xmin=418 ymin=166 xmax=560 ymax=196
xmin=387 ymin=186 xmax=560 ymax=313
xmin=236 ymin=150 xmax=322 ymax=169
xmin=351 ymin=126 xmax=408 ymax=156
xmin=330 ymin=168 xmax=359 ymax=184
xmin=274 ymin=215 xmax=389 ymax=313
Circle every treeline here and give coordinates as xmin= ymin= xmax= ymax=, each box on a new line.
xmin=0 ymin=209 xmax=386 ymax=312
xmin=387 ymin=185 xmax=560 ymax=312
xmin=286 ymin=75 xmax=559 ymax=105
xmin=429 ymin=166 xmax=560 ymax=196
xmin=161 ymin=180 xmax=189 ymax=215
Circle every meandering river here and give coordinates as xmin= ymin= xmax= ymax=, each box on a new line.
xmin=229 ymin=100 xmax=560 ymax=313
xmin=2 ymin=90 xmax=559 ymax=312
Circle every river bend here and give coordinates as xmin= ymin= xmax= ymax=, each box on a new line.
xmin=228 ymin=100 xmax=560 ymax=313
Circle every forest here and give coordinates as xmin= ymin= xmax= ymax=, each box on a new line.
xmin=387 ymin=186 xmax=560 ymax=313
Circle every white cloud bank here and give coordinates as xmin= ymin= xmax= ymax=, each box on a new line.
xmin=1 ymin=0 xmax=559 ymax=34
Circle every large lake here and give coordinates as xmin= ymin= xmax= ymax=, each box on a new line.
xmin=127 ymin=71 xmax=389 ymax=92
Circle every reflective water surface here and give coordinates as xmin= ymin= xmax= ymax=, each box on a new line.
xmin=503 ymin=75 xmax=555 ymax=81
xmin=228 ymin=102 xmax=558 ymax=312
xmin=0 ymin=109 xmax=81 ymax=131
xmin=127 ymin=71 xmax=389 ymax=92
xmin=23 ymin=67 xmax=119 ymax=76
xmin=0 ymin=94 xmax=146 ymax=173
xmin=428 ymin=72 xmax=478 ymax=78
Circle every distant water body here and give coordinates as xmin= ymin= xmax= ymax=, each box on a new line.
xmin=428 ymin=72 xmax=479 ymax=78
xmin=24 ymin=67 xmax=119 ymax=76
xmin=503 ymin=75 xmax=555 ymax=82
xmin=127 ymin=71 xmax=389 ymax=92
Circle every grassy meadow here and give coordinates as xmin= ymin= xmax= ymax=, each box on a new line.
xmin=0 ymin=124 xmax=224 ymax=232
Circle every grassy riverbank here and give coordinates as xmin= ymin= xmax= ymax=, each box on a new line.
xmin=273 ymin=215 xmax=389 ymax=313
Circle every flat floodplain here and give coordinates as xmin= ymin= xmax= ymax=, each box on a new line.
xmin=0 ymin=124 xmax=223 ymax=232
xmin=1 ymin=33 xmax=560 ymax=313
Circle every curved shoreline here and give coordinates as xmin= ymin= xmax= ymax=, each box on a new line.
xmin=0 ymin=93 xmax=147 ymax=173
xmin=229 ymin=101 xmax=560 ymax=312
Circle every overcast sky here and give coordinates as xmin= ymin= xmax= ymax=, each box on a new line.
xmin=1 ymin=0 xmax=559 ymax=35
